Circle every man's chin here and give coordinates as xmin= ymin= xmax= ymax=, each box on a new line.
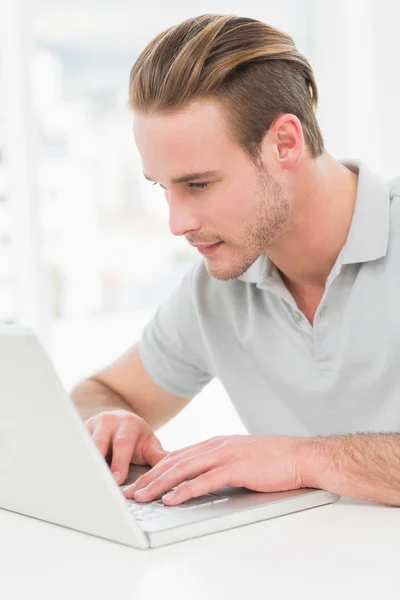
xmin=203 ymin=256 xmax=254 ymax=281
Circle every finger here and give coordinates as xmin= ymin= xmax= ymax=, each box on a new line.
xmin=162 ymin=466 xmax=231 ymax=505
xmin=92 ymin=422 xmax=114 ymax=459
xmin=110 ymin=423 xmax=138 ymax=484
xmin=142 ymin=435 xmax=169 ymax=468
xmin=124 ymin=448 xmax=221 ymax=502
xmin=129 ymin=439 xmax=228 ymax=493
xmin=85 ymin=419 xmax=95 ymax=435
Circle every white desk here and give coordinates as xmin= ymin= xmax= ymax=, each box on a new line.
xmin=0 ymin=496 xmax=398 ymax=599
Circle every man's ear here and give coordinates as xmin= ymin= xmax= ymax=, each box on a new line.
xmin=263 ymin=113 xmax=305 ymax=171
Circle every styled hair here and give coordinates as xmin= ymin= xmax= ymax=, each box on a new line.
xmin=129 ymin=14 xmax=324 ymax=164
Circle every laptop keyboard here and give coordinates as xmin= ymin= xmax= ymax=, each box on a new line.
xmin=126 ymin=492 xmax=230 ymax=521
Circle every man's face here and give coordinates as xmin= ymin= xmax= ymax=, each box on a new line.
xmin=133 ymin=99 xmax=291 ymax=280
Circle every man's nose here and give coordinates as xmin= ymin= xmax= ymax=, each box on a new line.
xmin=168 ymin=197 xmax=201 ymax=237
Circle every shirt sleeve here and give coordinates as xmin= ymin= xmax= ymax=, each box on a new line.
xmin=136 ymin=262 xmax=214 ymax=399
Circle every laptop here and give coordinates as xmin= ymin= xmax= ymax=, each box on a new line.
xmin=0 ymin=325 xmax=340 ymax=549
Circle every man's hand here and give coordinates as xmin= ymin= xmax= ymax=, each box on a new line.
xmin=86 ymin=409 xmax=168 ymax=485
xmin=123 ymin=434 xmax=309 ymax=505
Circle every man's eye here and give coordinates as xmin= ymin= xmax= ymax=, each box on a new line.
xmin=187 ymin=182 xmax=208 ymax=190
xmin=151 ymin=182 xmax=208 ymax=190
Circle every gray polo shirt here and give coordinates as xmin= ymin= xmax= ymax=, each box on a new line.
xmin=137 ymin=159 xmax=400 ymax=437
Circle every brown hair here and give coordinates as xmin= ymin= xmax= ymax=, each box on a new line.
xmin=129 ymin=14 xmax=324 ymax=164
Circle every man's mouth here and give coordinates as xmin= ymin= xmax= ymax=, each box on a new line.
xmin=191 ymin=241 xmax=224 ymax=255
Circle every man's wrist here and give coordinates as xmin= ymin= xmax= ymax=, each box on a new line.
xmin=294 ymin=436 xmax=322 ymax=489
xmin=295 ymin=435 xmax=349 ymax=491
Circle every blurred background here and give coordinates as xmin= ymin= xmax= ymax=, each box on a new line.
xmin=0 ymin=0 xmax=399 ymax=449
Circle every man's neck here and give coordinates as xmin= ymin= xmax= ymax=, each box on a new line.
xmin=266 ymin=152 xmax=359 ymax=291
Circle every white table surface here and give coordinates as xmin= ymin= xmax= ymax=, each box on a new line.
xmin=0 ymin=495 xmax=398 ymax=600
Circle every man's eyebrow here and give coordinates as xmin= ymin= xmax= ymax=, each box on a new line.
xmin=143 ymin=170 xmax=220 ymax=184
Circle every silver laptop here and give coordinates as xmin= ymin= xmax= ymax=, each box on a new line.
xmin=0 ymin=325 xmax=340 ymax=550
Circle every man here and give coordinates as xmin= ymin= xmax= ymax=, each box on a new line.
xmin=71 ymin=14 xmax=400 ymax=507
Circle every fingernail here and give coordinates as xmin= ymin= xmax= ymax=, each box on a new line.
xmin=113 ymin=472 xmax=121 ymax=482
xmin=134 ymin=489 xmax=147 ymax=497
xmin=163 ymin=491 xmax=175 ymax=500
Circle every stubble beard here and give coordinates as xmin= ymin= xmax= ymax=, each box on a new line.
xmin=205 ymin=169 xmax=291 ymax=281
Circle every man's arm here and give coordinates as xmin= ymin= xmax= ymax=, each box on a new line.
xmin=70 ymin=343 xmax=192 ymax=428
xmin=70 ymin=378 xmax=137 ymax=422
xmin=299 ymin=432 xmax=400 ymax=505
xmin=121 ymin=430 xmax=400 ymax=506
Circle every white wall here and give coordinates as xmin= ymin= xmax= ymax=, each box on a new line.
xmin=310 ymin=0 xmax=400 ymax=179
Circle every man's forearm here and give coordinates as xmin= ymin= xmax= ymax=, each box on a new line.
xmin=70 ymin=378 xmax=136 ymax=421
xmin=298 ymin=432 xmax=400 ymax=506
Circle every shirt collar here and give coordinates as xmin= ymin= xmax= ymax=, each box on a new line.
xmin=237 ymin=158 xmax=391 ymax=286
xmin=339 ymin=158 xmax=390 ymax=264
